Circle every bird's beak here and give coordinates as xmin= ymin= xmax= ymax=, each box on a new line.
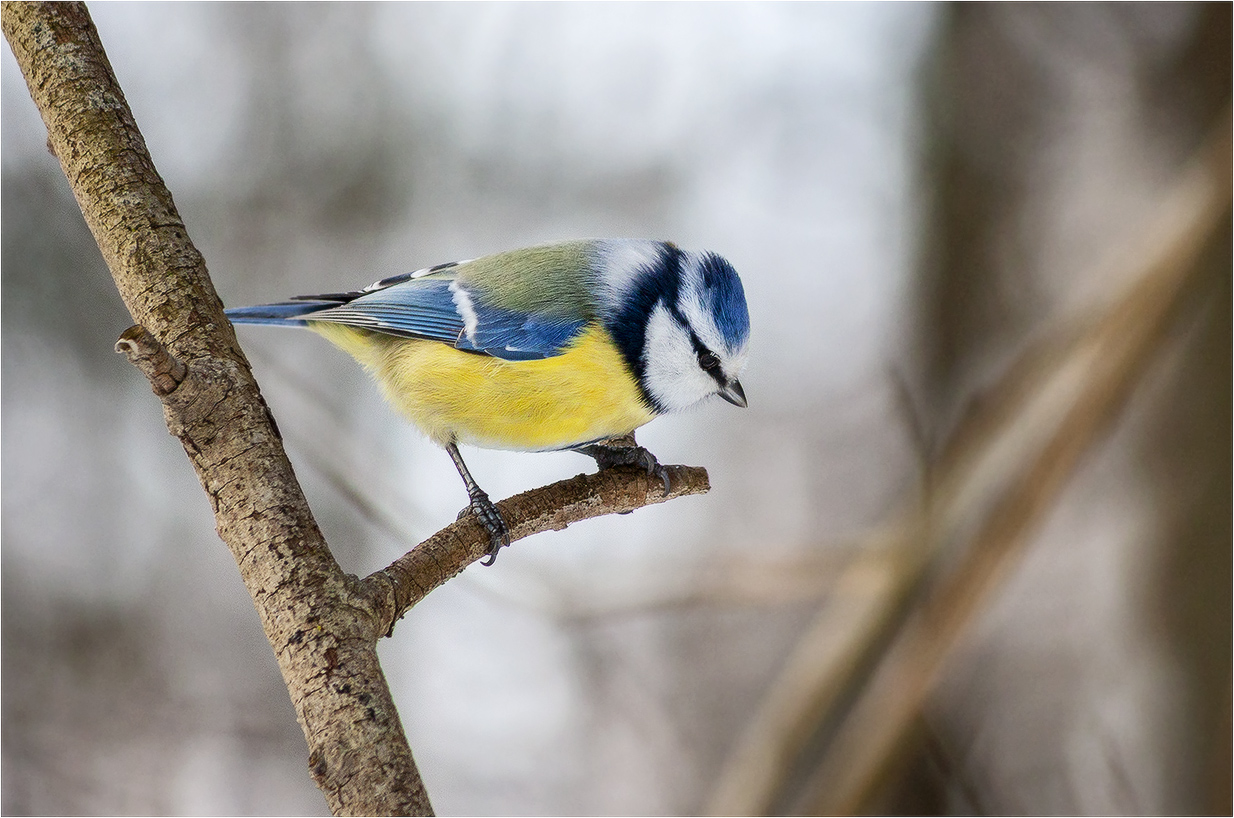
xmin=718 ymin=378 xmax=748 ymax=408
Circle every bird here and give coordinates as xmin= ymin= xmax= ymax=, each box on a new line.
xmin=225 ymin=238 xmax=750 ymax=564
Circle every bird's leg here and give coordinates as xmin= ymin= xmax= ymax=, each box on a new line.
xmin=573 ymin=433 xmax=671 ymax=495
xmin=445 ymin=441 xmax=510 ymax=565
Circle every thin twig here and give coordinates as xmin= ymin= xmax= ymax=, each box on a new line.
xmin=365 ymin=465 xmax=710 ymax=636
xmin=708 ymin=112 xmax=1231 ymax=817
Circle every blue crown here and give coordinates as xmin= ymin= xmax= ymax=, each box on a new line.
xmin=698 ymin=253 xmax=750 ymax=348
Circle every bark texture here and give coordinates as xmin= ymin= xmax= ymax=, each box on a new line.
xmin=2 ymin=3 xmax=433 ymax=814
xmin=4 ymin=4 xmax=711 ymax=813
xmin=369 ymin=464 xmax=711 ymax=635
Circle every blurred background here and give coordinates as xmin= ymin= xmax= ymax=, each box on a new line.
xmin=2 ymin=3 xmax=1228 ymax=815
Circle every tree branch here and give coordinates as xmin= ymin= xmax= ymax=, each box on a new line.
xmin=366 ymin=465 xmax=710 ymax=636
xmin=4 ymin=3 xmax=712 ymax=813
xmin=1 ymin=4 xmax=429 ymax=814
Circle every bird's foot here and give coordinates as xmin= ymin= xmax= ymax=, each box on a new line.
xmin=456 ymin=490 xmax=510 ymax=565
xmin=575 ymin=434 xmax=671 ymax=495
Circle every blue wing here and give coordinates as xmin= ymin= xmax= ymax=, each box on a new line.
xmin=226 ymin=265 xmax=587 ymax=362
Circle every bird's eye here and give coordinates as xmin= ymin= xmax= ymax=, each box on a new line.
xmin=697 ymin=350 xmax=720 ymax=372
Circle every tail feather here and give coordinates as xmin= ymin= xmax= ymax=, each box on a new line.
xmin=225 ymin=300 xmax=338 ymax=327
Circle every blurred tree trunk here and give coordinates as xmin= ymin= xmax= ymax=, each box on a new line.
xmin=899 ymin=4 xmax=1231 ymax=813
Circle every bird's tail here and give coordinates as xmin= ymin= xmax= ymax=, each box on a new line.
xmin=225 ymin=300 xmax=338 ymax=327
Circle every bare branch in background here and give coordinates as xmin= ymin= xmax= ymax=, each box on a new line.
xmin=709 ymin=105 xmax=1231 ymax=817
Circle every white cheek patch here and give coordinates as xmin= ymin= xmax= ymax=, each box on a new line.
xmin=642 ymin=304 xmax=717 ymax=413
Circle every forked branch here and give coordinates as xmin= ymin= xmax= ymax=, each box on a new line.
xmin=4 ymin=3 xmax=708 ymax=815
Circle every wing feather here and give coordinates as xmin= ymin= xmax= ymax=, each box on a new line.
xmin=295 ymin=271 xmax=586 ymax=360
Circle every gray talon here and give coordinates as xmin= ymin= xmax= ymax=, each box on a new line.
xmin=574 ymin=434 xmax=670 ymax=496
xmin=460 ymin=491 xmax=509 ymax=566
xmin=630 ymin=447 xmax=672 ymax=494
xmin=651 ymin=463 xmax=672 ymax=495
xmin=445 ymin=441 xmax=510 ymax=566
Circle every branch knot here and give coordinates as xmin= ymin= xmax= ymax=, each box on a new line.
xmin=115 ymin=324 xmax=187 ymax=395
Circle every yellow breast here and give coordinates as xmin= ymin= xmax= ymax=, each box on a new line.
xmin=310 ymin=322 xmax=657 ymax=451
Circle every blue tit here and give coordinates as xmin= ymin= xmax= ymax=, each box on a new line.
xmin=226 ymin=238 xmax=750 ymax=563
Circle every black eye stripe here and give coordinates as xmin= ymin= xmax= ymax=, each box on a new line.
xmin=688 ymin=330 xmax=724 ymax=381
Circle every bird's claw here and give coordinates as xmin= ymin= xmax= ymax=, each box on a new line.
xmin=633 ymin=449 xmax=672 ymax=496
xmin=457 ymin=490 xmax=510 ymax=565
xmin=577 ymin=436 xmax=672 ymax=496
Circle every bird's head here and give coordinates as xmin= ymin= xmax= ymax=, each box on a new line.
xmin=601 ymin=241 xmax=750 ymax=414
